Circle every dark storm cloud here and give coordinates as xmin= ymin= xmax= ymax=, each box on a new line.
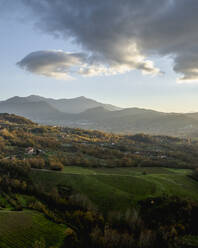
xmin=19 ymin=0 xmax=198 ymax=81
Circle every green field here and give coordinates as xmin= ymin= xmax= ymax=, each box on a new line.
xmin=0 ymin=210 xmax=66 ymax=248
xmin=0 ymin=167 xmax=198 ymax=248
xmin=30 ymin=166 xmax=198 ymax=213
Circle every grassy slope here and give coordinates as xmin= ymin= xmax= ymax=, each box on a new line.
xmin=30 ymin=167 xmax=198 ymax=213
xmin=0 ymin=210 xmax=65 ymax=248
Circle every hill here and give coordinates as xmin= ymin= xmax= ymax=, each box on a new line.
xmin=3 ymin=95 xmax=121 ymax=113
xmin=53 ymin=107 xmax=198 ymax=137
xmin=0 ymin=210 xmax=65 ymax=248
xmin=0 ymin=113 xmax=33 ymax=125
xmin=0 ymin=114 xmax=198 ymax=247
xmin=0 ymin=113 xmax=198 ymax=171
xmin=30 ymin=167 xmax=198 ymax=213
xmin=0 ymin=101 xmax=68 ymax=122
xmin=1 ymin=95 xmax=198 ymax=137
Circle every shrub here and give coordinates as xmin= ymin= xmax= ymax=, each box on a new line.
xmin=49 ymin=160 xmax=64 ymax=171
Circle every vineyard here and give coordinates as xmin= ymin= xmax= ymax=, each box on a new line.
xmin=0 ymin=210 xmax=65 ymax=248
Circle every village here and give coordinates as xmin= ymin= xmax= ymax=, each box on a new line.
xmin=0 ymin=113 xmax=196 ymax=171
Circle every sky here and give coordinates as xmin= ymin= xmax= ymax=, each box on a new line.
xmin=1 ymin=0 xmax=198 ymax=112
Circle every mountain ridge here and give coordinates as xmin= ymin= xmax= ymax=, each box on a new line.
xmin=1 ymin=95 xmax=198 ymax=137
xmin=4 ymin=95 xmax=122 ymax=113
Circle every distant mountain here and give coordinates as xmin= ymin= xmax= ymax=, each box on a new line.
xmin=1 ymin=95 xmax=198 ymax=137
xmin=46 ymin=96 xmax=121 ymax=113
xmin=5 ymin=95 xmax=121 ymax=113
xmin=63 ymin=107 xmax=198 ymax=136
xmin=0 ymin=100 xmax=67 ymax=121
xmin=185 ymin=112 xmax=198 ymax=121
xmin=0 ymin=95 xmax=121 ymax=125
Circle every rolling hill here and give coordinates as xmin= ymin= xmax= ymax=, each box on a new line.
xmin=1 ymin=113 xmax=198 ymax=247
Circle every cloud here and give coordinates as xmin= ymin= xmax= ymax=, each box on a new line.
xmin=17 ymin=50 xmax=85 ymax=79
xmin=19 ymin=0 xmax=198 ymax=82
xmin=17 ymin=48 xmax=159 ymax=80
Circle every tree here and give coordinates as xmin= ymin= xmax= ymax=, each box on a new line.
xmin=61 ymin=228 xmax=78 ymax=248
xmin=32 ymin=238 xmax=46 ymax=248
xmin=49 ymin=159 xmax=64 ymax=171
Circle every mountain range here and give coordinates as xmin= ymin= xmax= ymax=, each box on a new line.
xmin=1 ymin=95 xmax=198 ymax=137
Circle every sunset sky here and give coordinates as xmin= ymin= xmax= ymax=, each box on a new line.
xmin=1 ymin=0 xmax=198 ymax=112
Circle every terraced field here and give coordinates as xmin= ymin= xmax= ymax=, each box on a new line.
xmin=30 ymin=167 xmax=198 ymax=213
xmin=0 ymin=210 xmax=66 ymax=248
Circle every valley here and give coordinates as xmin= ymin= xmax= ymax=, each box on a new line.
xmin=0 ymin=114 xmax=198 ymax=247
xmin=1 ymin=95 xmax=198 ymax=137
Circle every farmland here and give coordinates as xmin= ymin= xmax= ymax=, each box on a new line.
xmin=1 ymin=114 xmax=198 ymax=247
xmin=30 ymin=166 xmax=198 ymax=213
xmin=0 ymin=210 xmax=65 ymax=248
